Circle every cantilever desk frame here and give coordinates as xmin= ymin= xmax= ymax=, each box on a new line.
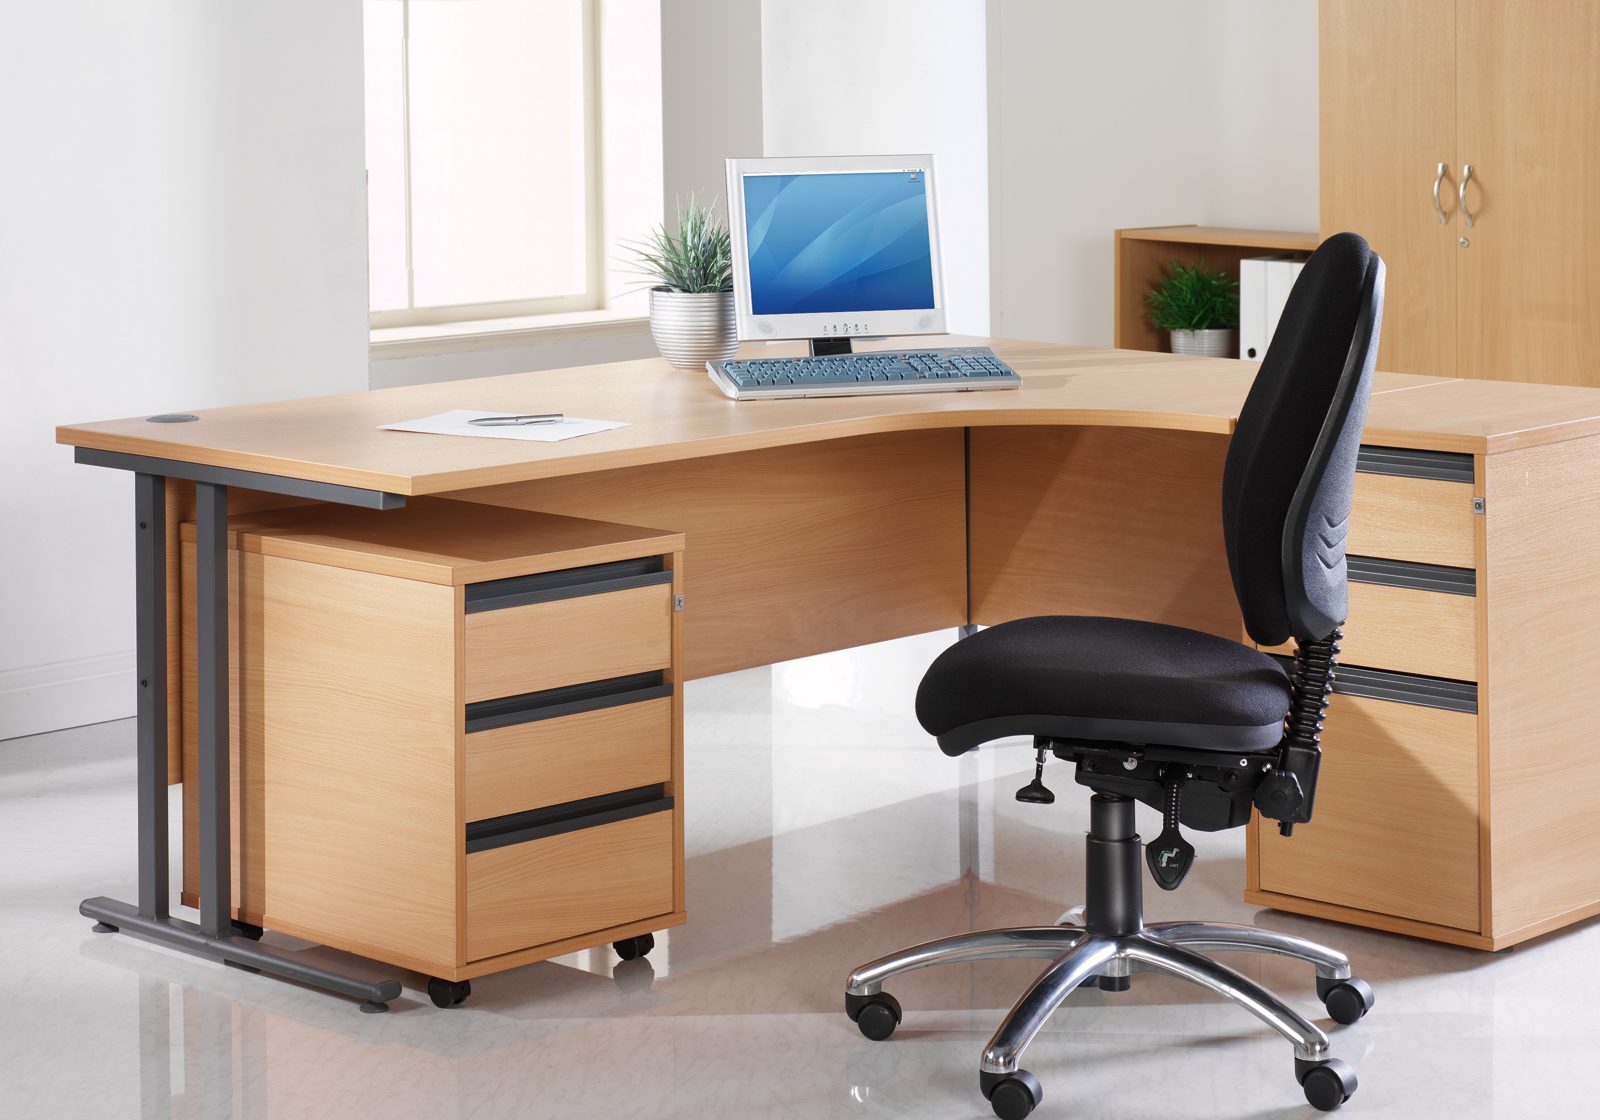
xmin=61 ymin=336 xmax=1600 ymax=1006
xmin=76 ymin=450 xmax=408 ymax=1011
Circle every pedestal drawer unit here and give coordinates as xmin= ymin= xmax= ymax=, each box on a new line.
xmin=1249 ymin=444 xmax=1487 ymax=945
xmin=178 ymin=497 xmax=686 ymax=987
xmin=1246 ymin=433 xmax=1600 ymax=951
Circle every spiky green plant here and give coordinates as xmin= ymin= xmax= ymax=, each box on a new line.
xmin=1145 ymin=260 xmax=1240 ymax=332
xmin=625 ymin=195 xmax=733 ymax=293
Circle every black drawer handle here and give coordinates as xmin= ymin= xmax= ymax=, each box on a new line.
xmin=466 ymin=784 xmax=673 ymax=853
xmin=465 ymin=671 xmax=670 ymax=734
xmin=1356 ymin=445 xmax=1473 ymax=483
xmin=466 ymin=556 xmax=670 ymax=613
xmin=1268 ymin=654 xmax=1476 ymax=714
xmin=1348 ymin=555 xmax=1475 ymax=596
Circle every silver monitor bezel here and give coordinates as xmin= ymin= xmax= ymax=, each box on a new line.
xmin=724 ymin=154 xmax=947 ymax=344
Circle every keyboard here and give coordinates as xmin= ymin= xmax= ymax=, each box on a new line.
xmin=707 ymin=346 xmax=1021 ymax=400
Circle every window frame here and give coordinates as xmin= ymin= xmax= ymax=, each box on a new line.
xmin=366 ymin=0 xmax=606 ymax=330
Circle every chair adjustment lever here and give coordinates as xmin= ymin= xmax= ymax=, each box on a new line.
xmin=1146 ymin=768 xmax=1195 ymax=890
xmin=1015 ymin=744 xmax=1055 ymax=804
xmin=1253 ymin=767 xmax=1305 ymax=832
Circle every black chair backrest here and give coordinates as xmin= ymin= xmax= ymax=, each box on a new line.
xmin=1221 ymin=232 xmax=1385 ymax=647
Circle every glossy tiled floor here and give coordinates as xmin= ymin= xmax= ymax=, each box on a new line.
xmin=3 ymin=631 xmax=1597 ymax=1119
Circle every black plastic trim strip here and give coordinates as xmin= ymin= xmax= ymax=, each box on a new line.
xmin=464 ymin=671 xmax=670 ymax=734
xmin=465 ymin=556 xmax=668 ymax=613
xmin=465 ymin=784 xmax=672 ymax=853
xmin=1356 ymin=445 xmax=1474 ymax=483
xmin=1348 ymin=555 xmax=1476 ymax=596
xmin=1269 ymin=655 xmax=1477 ymax=713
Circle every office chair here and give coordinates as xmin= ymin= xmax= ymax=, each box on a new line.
xmin=844 ymin=232 xmax=1384 ymax=1118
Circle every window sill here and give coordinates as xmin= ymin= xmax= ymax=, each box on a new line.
xmin=370 ymin=308 xmax=650 ymax=361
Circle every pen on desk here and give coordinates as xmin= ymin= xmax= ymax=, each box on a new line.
xmin=468 ymin=413 xmax=564 ymax=426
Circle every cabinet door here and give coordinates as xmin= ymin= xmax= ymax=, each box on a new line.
xmin=1456 ymin=0 xmax=1600 ymax=386
xmin=1320 ymin=0 xmax=1457 ymax=377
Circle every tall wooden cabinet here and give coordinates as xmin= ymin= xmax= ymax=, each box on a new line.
xmin=1321 ymin=0 xmax=1600 ymax=386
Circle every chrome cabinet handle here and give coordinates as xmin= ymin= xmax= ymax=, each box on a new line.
xmin=1459 ymin=164 xmax=1476 ymax=227
xmin=1432 ymin=162 xmax=1449 ymax=223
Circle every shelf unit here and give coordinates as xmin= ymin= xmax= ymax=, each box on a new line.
xmin=1114 ymin=225 xmax=1319 ymax=353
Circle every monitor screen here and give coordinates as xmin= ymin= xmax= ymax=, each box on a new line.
xmin=740 ymin=170 xmax=936 ymax=317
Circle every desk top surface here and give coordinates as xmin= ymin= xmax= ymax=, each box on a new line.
xmin=57 ymin=336 xmax=1600 ymax=496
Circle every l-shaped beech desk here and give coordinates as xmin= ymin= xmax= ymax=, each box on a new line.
xmin=57 ymin=335 xmax=1600 ymax=1008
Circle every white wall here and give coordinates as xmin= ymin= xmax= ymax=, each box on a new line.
xmin=987 ymin=0 xmax=1318 ymax=345
xmin=663 ymin=0 xmax=765 ymax=217
xmin=760 ymin=0 xmax=991 ymax=336
xmin=0 ymin=2 xmax=370 ymax=740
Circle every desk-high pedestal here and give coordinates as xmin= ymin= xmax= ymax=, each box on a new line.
xmin=58 ymin=337 xmax=1600 ymax=1007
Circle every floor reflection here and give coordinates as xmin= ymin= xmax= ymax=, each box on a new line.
xmin=8 ymin=633 xmax=1600 ymax=1118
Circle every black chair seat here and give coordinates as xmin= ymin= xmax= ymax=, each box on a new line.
xmin=916 ymin=616 xmax=1291 ymax=757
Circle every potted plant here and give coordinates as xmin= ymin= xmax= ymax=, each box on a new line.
xmin=627 ymin=196 xmax=739 ymax=370
xmin=1145 ymin=260 xmax=1240 ymax=357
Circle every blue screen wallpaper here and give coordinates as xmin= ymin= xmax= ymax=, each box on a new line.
xmin=742 ymin=171 xmax=935 ymax=316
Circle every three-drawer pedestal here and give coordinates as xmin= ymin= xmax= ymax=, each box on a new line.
xmin=177 ymin=498 xmax=686 ymax=989
xmin=1243 ymin=436 xmax=1600 ymax=952
xmin=1251 ymin=446 xmax=1483 ymax=941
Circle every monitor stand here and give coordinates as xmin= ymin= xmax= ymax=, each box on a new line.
xmin=809 ymin=338 xmax=853 ymax=356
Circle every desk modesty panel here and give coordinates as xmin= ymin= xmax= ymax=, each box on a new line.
xmin=59 ymin=339 xmax=1600 ymax=952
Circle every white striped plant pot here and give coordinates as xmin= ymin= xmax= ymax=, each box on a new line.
xmin=649 ymin=289 xmax=740 ymax=370
xmin=1168 ymin=328 xmax=1238 ymax=358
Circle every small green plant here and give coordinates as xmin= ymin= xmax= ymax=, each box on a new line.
xmin=1145 ymin=260 xmax=1240 ymax=332
xmin=625 ymin=195 xmax=733 ymax=293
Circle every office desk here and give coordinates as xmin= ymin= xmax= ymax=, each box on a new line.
xmin=58 ymin=337 xmax=1600 ymax=1005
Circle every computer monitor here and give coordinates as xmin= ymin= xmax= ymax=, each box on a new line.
xmin=725 ymin=154 xmax=946 ymax=352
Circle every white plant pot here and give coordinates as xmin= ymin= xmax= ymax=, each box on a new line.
xmin=649 ymin=289 xmax=739 ymax=370
xmin=1168 ymin=328 xmax=1238 ymax=358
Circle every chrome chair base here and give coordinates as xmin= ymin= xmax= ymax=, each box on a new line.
xmin=846 ymin=917 xmax=1349 ymax=1070
xmin=845 ymin=916 xmax=1368 ymax=1115
xmin=843 ymin=797 xmax=1371 ymax=1116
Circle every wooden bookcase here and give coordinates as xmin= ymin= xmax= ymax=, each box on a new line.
xmin=1114 ymin=225 xmax=1319 ymax=353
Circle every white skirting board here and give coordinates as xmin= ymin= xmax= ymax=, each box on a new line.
xmin=0 ymin=652 xmax=134 ymax=741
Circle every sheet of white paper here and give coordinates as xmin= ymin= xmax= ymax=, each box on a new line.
xmin=379 ymin=409 xmax=628 ymax=443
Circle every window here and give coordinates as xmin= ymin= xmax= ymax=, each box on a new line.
xmin=365 ymin=0 xmax=649 ymax=330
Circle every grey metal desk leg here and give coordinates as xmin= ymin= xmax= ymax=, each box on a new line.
xmin=956 ymin=622 xmax=981 ymax=878
xmin=195 ymin=481 xmax=230 ymax=939
xmin=192 ymin=482 xmax=401 ymax=1005
xmin=82 ymin=473 xmax=402 ymax=1012
xmin=86 ymin=472 xmax=169 ymax=932
xmin=958 ymin=753 xmax=980 ymax=880
xmin=139 ymin=473 xmax=170 ymax=920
